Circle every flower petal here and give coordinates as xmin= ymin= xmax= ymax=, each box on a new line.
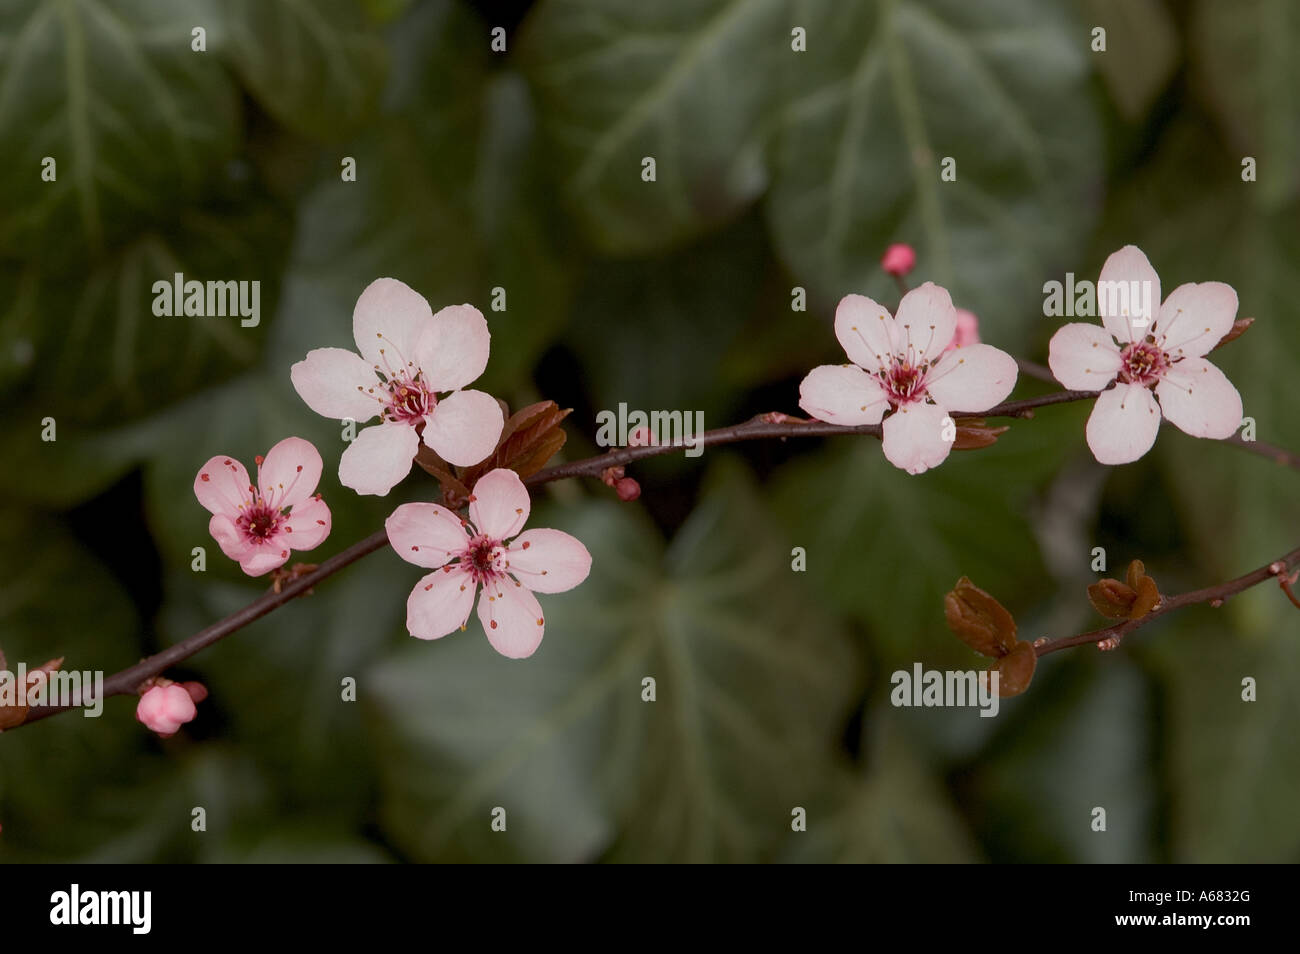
xmin=240 ymin=543 xmax=293 ymax=577
xmin=1047 ymin=322 xmax=1123 ymax=390
xmin=477 ymin=576 xmax=546 ymax=659
xmin=195 ymin=455 xmax=252 ymax=516
xmin=1155 ymin=282 xmax=1238 ymax=359
xmin=338 ymin=421 xmax=419 ymax=496
xmin=258 ymin=436 xmax=323 ymax=510
xmin=416 ymin=304 xmax=491 ymax=392
xmin=385 ymin=502 xmax=471 ymax=569
xmin=798 ymin=364 xmax=888 ymax=425
xmin=894 ymin=282 xmax=956 ymax=365
xmin=1156 ymin=358 xmax=1243 ymax=440
xmin=834 ymin=294 xmax=897 ymax=373
xmin=282 ymin=495 xmax=332 ymax=550
xmin=881 ymin=402 xmax=954 ymax=475
xmin=506 ymin=528 xmax=592 ymax=594
xmin=407 ymin=565 xmax=477 ymax=640
xmin=469 ymin=468 xmax=530 ymax=541
xmin=422 ymin=388 xmax=504 ymax=467
xmin=1085 ymin=383 xmax=1161 ymax=465
xmin=209 ymin=513 xmax=253 ymax=562
xmin=924 ymin=343 xmax=1018 ymax=413
xmin=289 ymin=347 xmax=380 ymax=423
xmin=1098 ymin=245 xmax=1160 ymax=345
xmin=352 ymin=277 xmax=434 ymax=367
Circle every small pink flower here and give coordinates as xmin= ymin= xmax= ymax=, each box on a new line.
xmin=195 ymin=437 xmax=332 ymax=576
xmin=881 ymin=243 xmax=916 ymax=277
xmin=137 ymin=685 xmax=197 ymax=737
xmin=799 ymin=283 xmax=1018 ymax=474
xmin=944 ymin=309 xmax=980 ymax=352
xmin=1047 ymin=245 xmax=1243 ymax=465
xmin=385 ymin=468 xmax=592 ymax=659
xmin=290 ymin=278 xmax=505 ymax=496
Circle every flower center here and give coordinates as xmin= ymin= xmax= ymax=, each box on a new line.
xmin=881 ymin=360 xmax=928 ymax=406
xmin=382 ymin=374 xmax=435 ymax=424
xmin=462 ymin=534 xmax=506 ymax=584
xmin=239 ymin=502 xmax=284 ymax=542
xmin=1118 ymin=340 xmax=1169 ymax=386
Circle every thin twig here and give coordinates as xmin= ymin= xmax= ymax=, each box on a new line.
xmin=10 ymin=377 xmax=1299 ymax=732
xmin=1035 ymin=546 xmax=1300 ymax=657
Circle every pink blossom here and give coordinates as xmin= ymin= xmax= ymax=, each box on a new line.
xmin=290 ymin=278 xmax=505 ymax=496
xmin=136 ymin=685 xmax=197 ymax=737
xmin=944 ymin=309 xmax=980 ymax=351
xmin=385 ymin=468 xmax=592 ymax=659
xmin=1047 ymin=245 xmax=1243 ymax=465
xmin=799 ymin=283 xmax=1019 ymax=474
xmin=195 ymin=437 xmax=331 ymax=576
xmin=881 ymin=243 xmax=917 ymax=277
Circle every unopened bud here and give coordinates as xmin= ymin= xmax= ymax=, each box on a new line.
xmin=615 ymin=477 xmax=641 ymax=501
xmin=944 ymin=577 xmax=1017 ymax=657
xmin=881 ymin=243 xmax=916 ymax=277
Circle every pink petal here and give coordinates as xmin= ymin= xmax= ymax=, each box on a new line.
xmin=258 ymin=437 xmax=323 ymax=510
xmin=469 ymin=468 xmax=530 ymax=541
xmin=834 ymin=294 xmax=897 ymax=373
xmin=798 ymin=364 xmax=888 ymax=425
xmin=924 ymin=343 xmax=1018 ymax=413
xmin=240 ymin=543 xmax=293 ymax=577
xmin=209 ymin=513 xmax=254 ymax=562
xmin=894 ymin=282 xmax=956 ymax=365
xmin=338 ymin=421 xmax=419 ymax=496
xmin=1098 ymin=245 xmax=1160 ymax=345
xmin=1156 ymin=358 xmax=1243 ymax=440
xmin=289 ymin=347 xmax=380 ymax=422
xmin=282 ymin=495 xmax=332 ymax=551
xmin=946 ymin=309 xmax=980 ymax=350
xmin=881 ymin=402 xmax=953 ymax=475
xmin=352 ymin=277 xmax=434 ymax=367
xmin=1155 ymin=282 xmax=1238 ymax=359
xmin=415 ymin=304 xmax=491 ymax=392
xmin=406 ymin=565 xmax=477 ymax=640
xmin=506 ymin=528 xmax=592 ymax=594
xmin=477 ymin=576 xmax=546 ymax=659
xmin=1048 ymin=322 xmax=1123 ymax=390
xmin=385 ymin=502 xmax=471 ymax=569
xmin=422 ymin=389 xmax=504 ymax=467
xmin=1085 ymin=383 xmax=1161 ymax=465
xmin=195 ymin=455 xmax=252 ymax=516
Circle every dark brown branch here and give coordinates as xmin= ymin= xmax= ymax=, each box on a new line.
xmin=10 ymin=378 xmax=1299 ymax=732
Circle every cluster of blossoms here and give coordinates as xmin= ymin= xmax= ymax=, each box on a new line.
xmin=799 ymin=242 xmax=1245 ymax=472
xmin=168 ymin=280 xmax=593 ymax=737
xmin=160 ymin=244 xmax=1247 ymax=737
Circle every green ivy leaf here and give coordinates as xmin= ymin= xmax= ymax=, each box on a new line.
xmin=519 ymin=0 xmax=787 ymax=254
xmin=766 ymin=0 xmax=1101 ymax=338
xmin=0 ymin=0 xmax=239 ymax=260
xmin=210 ymin=0 xmax=388 ymax=141
xmin=1192 ymin=0 xmax=1300 ymax=210
xmin=364 ymin=461 xmax=861 ymax=862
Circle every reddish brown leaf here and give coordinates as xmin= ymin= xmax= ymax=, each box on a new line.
xmin=944 ymin=577 xmax=1018 ymax=657
xmin=1209 ymin=317 xmax=1253 ymax=352
xmin=952 ymin=417 xmax=1010 ymax=451
xmin=986 ymin=641 xmax=1037 ymax=697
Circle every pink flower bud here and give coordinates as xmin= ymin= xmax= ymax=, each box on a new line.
xmin=136 ymin=684 xmax=198 ymax=737
xmin=615 ymin=477 xmax=641 ymax=501
xmin=944 ymin=309 xmax=980 ymax=352
xmin=881 ymin=243 xmax=916 ymax=277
